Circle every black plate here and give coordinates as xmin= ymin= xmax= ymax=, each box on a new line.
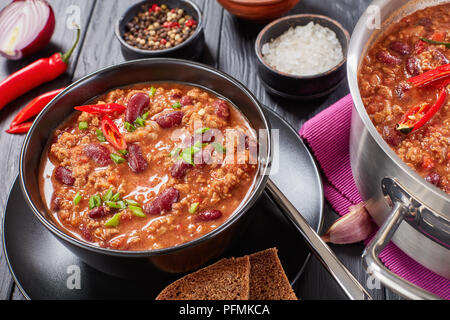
xmin=2 ymin=106 xmax=323 ymax=300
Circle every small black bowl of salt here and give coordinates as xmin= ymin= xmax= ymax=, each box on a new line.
xmin=255 ymin=14 xmax=350 ymax=100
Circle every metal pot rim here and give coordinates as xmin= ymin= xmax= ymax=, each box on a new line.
xmin=19 ymin=58 xmax=272 ymax=258
xmin=347 ymin=0 xmax=450 ymax=208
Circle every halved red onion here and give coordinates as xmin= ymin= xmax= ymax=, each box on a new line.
xmin=0 ymin=0 xmax=55 ymax=60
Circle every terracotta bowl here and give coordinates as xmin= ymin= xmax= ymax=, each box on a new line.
xmin=217 ymin=0 xmax=300 ymax=23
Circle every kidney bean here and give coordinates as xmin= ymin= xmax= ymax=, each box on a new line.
xmin=405 ymin=56 xmax=421 ymax=76
xmin=170 ymin=92 xmax=182 ymax=100
xmin=128 ymin=144 xmax=148 ymax=173
xmin=170 ymin=160 xmax=192 ymax=178
xmin=155 ymin=111 xmax=184 ymax=128
xmin=79 ymin=225 xmax=92 ymax=242
xmin=214 ymin=99 xmax=230 ymax=119
xmin=196 ymin=209 xmax=222 ymax=221
xmin=54 ymin=166 xmax=75 ymax=186
xmin=84 ymin=144 xmax=111 ymax=166
xmin=414 ymin=40 xmax=427 ymax=54
xmin=432 ymin=49 xmax=449 ymax=65
xmin=180 ymin=95 xmax=193 ymax=106
xmin=382 ymin=125 xmax=403 ymax=147
xmin=144 ymin=187 xmax=180 ymax=215
xmin=51 ymin=195 xmax=61 ymax=211
xmin=425 ymin=172 xmax=441 ymax=187
xmin=395 ymin=82 xmax=411 ymax=100
xmin=389 ymin=41 xmax=411 ymax=55
xmin=417 ymin=18 xmax=432 ymax=30
xmin=89 ymin=206 xmax=107 ymax=219
xmin=126 ymin=92 xmax=150 ymax=123
xmin=376 ymin=50 xmax=402 ymax=65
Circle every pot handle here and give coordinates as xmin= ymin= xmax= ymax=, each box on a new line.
xmin=362 ymin=177 xmax=441 ymax=300
xmin=266 ymin=179 xmax=372 ymax=300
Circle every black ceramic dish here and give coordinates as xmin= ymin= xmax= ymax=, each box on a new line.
xmin=4 ymin=106 xmax=324 ymax=299
xmin=255 ymin=14 xmax=350 ymax=100
xmin=115 ymin=0 xmax=205 ymax=60
xmin=19 ymin=58 xmax=271 ymax=281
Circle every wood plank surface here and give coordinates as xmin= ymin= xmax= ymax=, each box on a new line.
xmin=0 ymin=0 xmax=96 ymax=300
xmin=0 ymin=0 xmax=402 ymax=300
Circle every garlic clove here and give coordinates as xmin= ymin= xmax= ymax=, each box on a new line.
xmin=321 ymin=203 xmax=375 ymax=244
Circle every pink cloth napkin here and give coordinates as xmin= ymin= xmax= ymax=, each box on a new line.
xmin=299 ymin=94 xmax=450 ymax=300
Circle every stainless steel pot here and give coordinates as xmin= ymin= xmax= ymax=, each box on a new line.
xmin=348 ymin=0 xmax=450 ymax=299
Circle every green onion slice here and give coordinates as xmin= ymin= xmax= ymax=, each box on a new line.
xmin=102 ymin=188 xmax=114 ymax=202
xmin=78 ymin=121 xmax=88 ymax=130
xmin=189 ymin=202 xmax=199 ymax=214
xmin=420 ymin=37 xmax=450 ymax=48
xmin=111 ymin=153 xmax=126 ymax=164
xmin=212 ymin=142 xmax=226 ymax=154
xmin=195 ymin=127 xmax=210 ymax=134
xmin=105 ymin=201 xmax=127 ymax=210
xmin=118 ymin=149 xmax=128 ymax=156
xmin=111 ymin=192 xmax=121 ymax=202
xmin=149 ymin=87 xmax=156 ymax=97
xmin=142 ymin=111 xmax=150 ymax=120
xmin=96 ymin=129 xmax=106 ymax=142
xmin=129 ymin=206 xmax=146 ymax=218
xmin=169 ymin=147 xmax=181 ymax=158
xmin=125 ymin=199 xmax=141 ymax=207
xmin=171 ymin=102 xmax=182 ymax=109
xmin=134 ymin=116 xmax=145 ymax=127
xmin=73 ymin=192 xmax=82 ymax=205
xmin=104 ymin=213 xmax=121 ymax=227
xmin=124 ymin=121 xmax=136 ymax=132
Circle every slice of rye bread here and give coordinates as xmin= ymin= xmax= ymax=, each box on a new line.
xmin=249 ymin=248 xmax=298 ymax=300
xmin=155 ymin=256 xmax=250 ymax=300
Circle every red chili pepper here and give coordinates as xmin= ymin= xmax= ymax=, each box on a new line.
xmin=185 ymin=19 xmax=197 ymax=27
xmin=149 ymin=4 xmax=160 ymax=12
xmin=0 ymin=28 xmax=80 ymax=111
xmin=6 ymin=121 xmax=33 ymax=134
xmin=101 ymin=115 xmax=127 ymax=150
xmin=160 ymin=39 xmax=167 ymax=45
xmin=74 ymin=103 xmax=126 ymax=115
xmin=407 ymin=63 xmax=450 ymax=87
xmin=396 ymin=87 xmax=447 ymax=134
xmin=10 ymin=88 xmax=64 ymax=127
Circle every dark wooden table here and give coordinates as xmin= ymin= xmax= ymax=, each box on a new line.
xmin=0 ymin=0 xmax=401 ymax=300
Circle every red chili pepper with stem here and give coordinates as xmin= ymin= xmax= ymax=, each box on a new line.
xmin=101 ymin=115 xmax=127 ymax=150
xmin=10 ymin=88 xmax=64 ymax=127
xmin=74 ymin=103 xmax=126 ymax=115
xmin=6 ymin=121 xmax=33 ymax=134
xmin=0 ymin=27 xmax=80 ymax=111
xmin=396 ymin=87 xmax=448 ymax=134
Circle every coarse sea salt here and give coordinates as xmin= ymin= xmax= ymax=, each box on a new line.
xmin=261 ymin=22 xmax=344 ymax=76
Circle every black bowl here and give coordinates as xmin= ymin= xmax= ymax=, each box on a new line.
xmin=115 ymin=0 xmax=205 ymax=60
xmin=19 ymin=58 xmax=271 ymax=280
xmin=255 ymin=14 xmax=350 ymax=100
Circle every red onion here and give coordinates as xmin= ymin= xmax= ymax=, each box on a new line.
xmin=0 ymin=0 xmax=55 ymax=60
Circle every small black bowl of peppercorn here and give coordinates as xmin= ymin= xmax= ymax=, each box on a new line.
xmin=115 ymin=0 xmax=205 ymax=60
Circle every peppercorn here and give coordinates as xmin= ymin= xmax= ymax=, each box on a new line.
xmin=122 ymin=3 xmax=197 ymax=51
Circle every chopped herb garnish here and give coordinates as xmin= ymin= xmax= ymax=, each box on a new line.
xmin=73 ymin=192 xmax=82 ymax=205
xmin=96 ymin=129 xmax=106 ymax=142
xmin=125 ymin=199 xmax=141 ymax=207
xmin=104 ymin=213 xmax=121 ymax=227
xmin=105 ymin=201 xmax=127 ymax=210
xmin=111 ymin=192 xmax=121 ymax=202
xmin=118 ymin=149 xmax=128 ymax=156
xmin=180 ymin=141 xmax=203 ymax=165
xmin=78 ymin=121 xmax=88 ymax=130
xmin=171 ymin=102 xmax=182 ymax=109
xmin=134 ymin=116 xmax=145 ymax=127
xmin=169 ymin=147 xmax=181 ymax=158
xmin=129 ymin=206 xmax=146 ymax=218
xmin=212 ymin=142 xmax=226 ymax=154
xmin=124 ymin=121 xmax=136 ymax=132
xmin=142 ymin=111 xmax=150 ymax=120
xmin=149 ymin=87 xmax=156 ymax=97
xmin=102 ymin=188 xmax=114 ymax=202
xmin=89 ymin=194 xmax=102 ymax=209
xmin=189 ymin=202 xmax=199 ymax=214
xmin=195 ymin=127 xmax=210 ymax=134
xmin=111 ymin=153 xmax=126 ymax=164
